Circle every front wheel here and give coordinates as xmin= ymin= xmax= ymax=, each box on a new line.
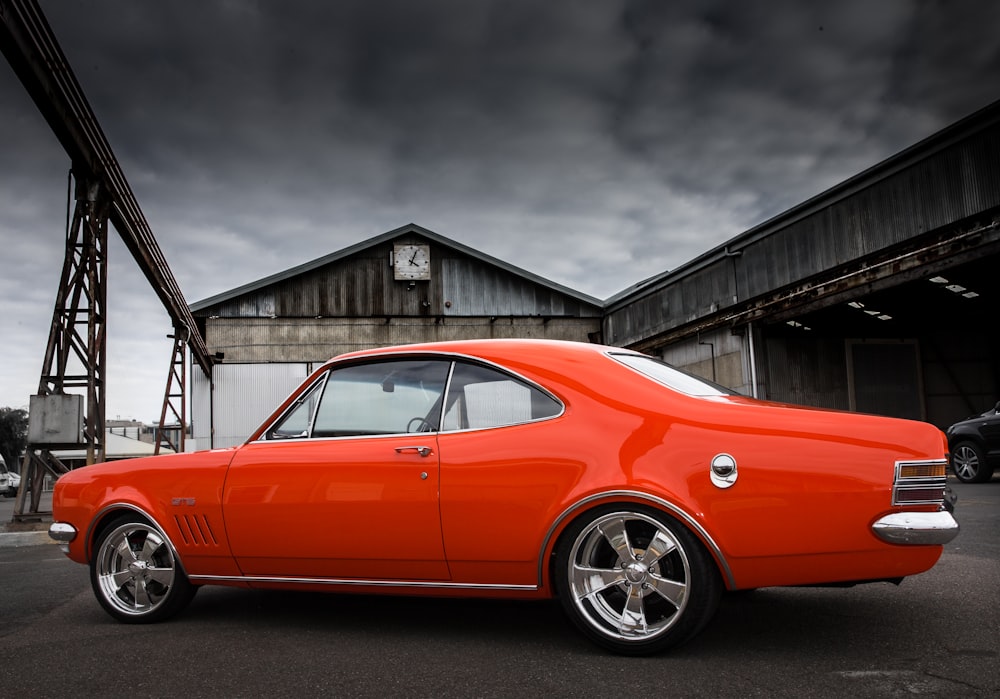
xmin=555 ymin=506 xmax=722 ymax=655
xmin=951 ymin=441 xmax=993 ymax=483
xmin=90 ymin=516 xmax=197 ymax=623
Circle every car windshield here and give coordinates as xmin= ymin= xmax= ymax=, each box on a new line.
xmin=610 ymin=352 xmax=736 ymax=397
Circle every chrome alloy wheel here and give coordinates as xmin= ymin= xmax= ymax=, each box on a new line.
xmin=93 ymin=519 xmax=183 ymax=620
xmin=566 ymin=511 xmax=690 ymax=643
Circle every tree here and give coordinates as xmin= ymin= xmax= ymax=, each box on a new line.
xmin=0 ymin=407 xmax=29 ymax=472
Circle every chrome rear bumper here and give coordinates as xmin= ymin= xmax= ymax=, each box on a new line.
xmin=872 ymin=510 xmax=960 ymax=545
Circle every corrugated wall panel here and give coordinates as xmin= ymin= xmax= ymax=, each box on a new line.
xmin=738 ymin=129 xmax=1000 ymax=301
xmin=190 ymin=367 xmax=212 ymax=450
xmin=197 ymin=363 xmax=312 ymax=449
xmin=212 ymin=292 xmax=275 ymax=318
xmin=763 ymin=337 xmax=850 ymax=410
xmin=201 ymin=240 xmax=600 ymax=320
xmin=441 ymin=258 xmax=590 ymax=316
xmin=605 ymin=263 xmax=736 ymax=346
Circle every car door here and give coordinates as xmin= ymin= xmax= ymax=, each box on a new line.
xmin=436 ymin=360 xmax=567 ymax=585
xmin=981 ymin=402 xmax=1000 ymax=458
xmin=223 ymin=358 xmax=452 ymax=581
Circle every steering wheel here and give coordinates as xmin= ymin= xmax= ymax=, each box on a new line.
xmin=407 ymin=417 xmax=434 ymax=433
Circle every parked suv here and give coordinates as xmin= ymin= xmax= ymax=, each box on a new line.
xmin=946 ymin=401 xmax=1000 ymax=483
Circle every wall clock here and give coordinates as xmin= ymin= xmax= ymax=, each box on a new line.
xmin=393 ymin=243 xmax=431 ymax=280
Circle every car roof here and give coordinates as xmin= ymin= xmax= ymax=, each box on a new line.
xmin=331 ymin=338 xmax=632 ymax=364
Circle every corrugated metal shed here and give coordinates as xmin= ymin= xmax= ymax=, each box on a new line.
xmin=190 ymin=224 xmax=603 ymax=365
xmin=192 ymin=224 xmax=601 ymax=320
xmin=604 ymin=101 xmax=1000 ymax=350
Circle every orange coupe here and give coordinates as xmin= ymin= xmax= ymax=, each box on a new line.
xmin=49 ymin=339 xmax=959 ymax=655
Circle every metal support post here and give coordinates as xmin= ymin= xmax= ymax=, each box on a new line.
xmin=155 ymin=330 xmax=188 ymax=455
xmin=13 ymin=171 xmax=108 ymax=521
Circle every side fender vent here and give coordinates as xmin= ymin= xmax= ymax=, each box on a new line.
xmin=174 ymin=514 xmax=220 ymax=547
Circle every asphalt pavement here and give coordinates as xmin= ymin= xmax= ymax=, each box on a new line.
xmin=0 ymin=489 xmax=51 ymax=545
xmin=1 ymin=481 xmax=997 ymax=697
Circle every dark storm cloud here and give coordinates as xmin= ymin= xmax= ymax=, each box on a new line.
xmin=1 ymin=0 xmax=997 ymax=419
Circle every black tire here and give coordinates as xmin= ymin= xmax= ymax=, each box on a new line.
xmin=951 ymin=441 xmax=993 ymax=483
xmin=90 ymin=515 xmax=197 ymax=623
xmin=554 ymin=505 xmax=722 ymax=655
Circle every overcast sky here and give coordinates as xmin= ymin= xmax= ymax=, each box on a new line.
xmin=1 ymin=0 xmax=997 ymax=424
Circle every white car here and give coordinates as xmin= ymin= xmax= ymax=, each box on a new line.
xmin=0 ymin=468 xmax=19 ymax=497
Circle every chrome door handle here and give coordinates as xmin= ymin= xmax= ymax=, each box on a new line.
xmin=395 ymin=445 xmax=432 ymax=457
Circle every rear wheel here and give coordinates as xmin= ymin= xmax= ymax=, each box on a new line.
xmin=952 ymin=441 xmax=993 ymax=483
xmin=90 ymin=516 xmax=197 ymax=623
xmin=555 ymin=506 xmax=721 ymax=655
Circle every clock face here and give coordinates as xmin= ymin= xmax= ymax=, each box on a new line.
xmin=393 ymin=244 xmax=431 ymax=280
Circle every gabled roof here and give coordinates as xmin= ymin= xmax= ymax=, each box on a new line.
xmin=191 ymin=223 xmax=602 ymax=312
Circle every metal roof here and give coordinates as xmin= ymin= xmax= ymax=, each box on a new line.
xmin=191 ymin=223 xmax=603 ymax=313
xmin=604 ymin=98 xmax=1000 ymax=309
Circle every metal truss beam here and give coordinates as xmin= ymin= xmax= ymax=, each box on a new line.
xmin=13 ymin=173 xmax=108 ymax=520
xmin=0 ymin=0 xmax=212 ymax=375
xmin=1 ymin=0 xmax=216 ymax=520
xmin=155 ymin=333 xmax=188 ymax=456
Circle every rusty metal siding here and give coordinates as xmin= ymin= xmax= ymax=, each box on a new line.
xmin=210 ymin=292 xmax=275 ymax=318
xmin=198 ymin=238 xmax=601 ymax=321
xmin=272 ymin=250 xmax=391 ymax=317
xmin=738 ymin=127 xmax=1000 ymax=301
xmin=605 ymin=263 xmax=737 ymax=346
xmin=441 ymin=258 xmax=595 ymax=317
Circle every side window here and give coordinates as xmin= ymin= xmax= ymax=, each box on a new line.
xmin=266 ymin=375 xmax=327 ymax=439
xmin=442 ymin=362 xmax=561 ymax=431
xmin=312 ymin=360 xmax=450 ymax=437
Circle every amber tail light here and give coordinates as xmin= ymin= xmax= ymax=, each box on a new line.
xmin=898 ymin=462 xmax=946 ymax=479
xmin=892 ymin=459 xmax=949 ymax=506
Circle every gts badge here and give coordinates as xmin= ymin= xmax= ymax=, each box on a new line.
xmin=171 ymin=497 xmax=196 ymax=506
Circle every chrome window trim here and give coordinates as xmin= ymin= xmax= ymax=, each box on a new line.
xmin=410 ymin=352 xmax=566 ymax=434
xmin=436 ymin=360 xmax=457 ymax=433
xmin=188 ymin=574 xmax=537 ymax=592
xmin=257 ymin=371 xmax=330 ymax=441
xmin=253 ymin=351 xmax=566 ymax=443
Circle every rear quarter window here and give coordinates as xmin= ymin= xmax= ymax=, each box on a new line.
xmin=610 ymin=352 xmax=735 ymax=397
